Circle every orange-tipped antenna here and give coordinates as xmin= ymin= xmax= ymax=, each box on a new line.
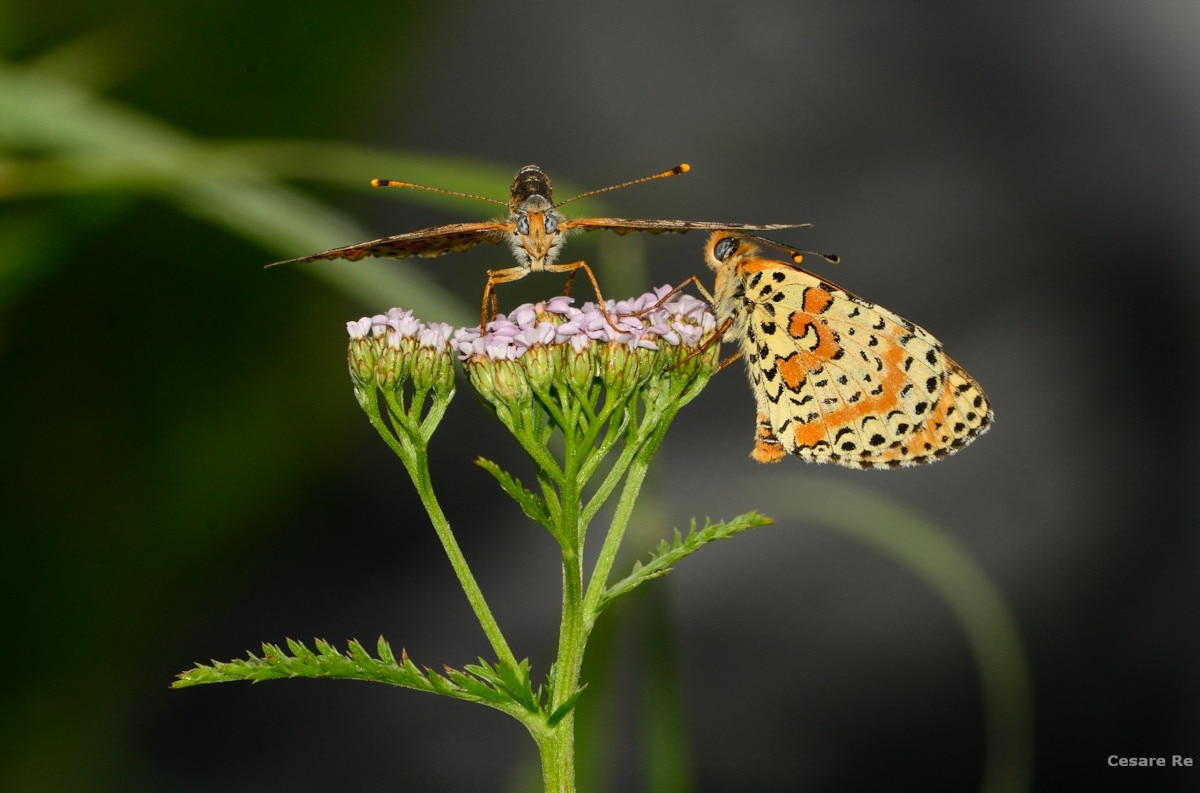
xmin=369 ymin=178 xmax=507 ymax=207
xmin=555 ymin=163 xmax=691 ymax=207
xmin=750 ymin=234 xmax=840 ymax=265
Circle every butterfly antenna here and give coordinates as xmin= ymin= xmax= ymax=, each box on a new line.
xmin=750 ymin=235 xmax=841 ymax=265
xmin=555 ymin=163 xmax=691 ymax=207
xmin=370 ymin=178 xmax=507 ymax=207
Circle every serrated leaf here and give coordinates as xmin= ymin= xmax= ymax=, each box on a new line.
xmin=547 ymin=687 xmax=586 ymax=727
xmin=474 ymin=456 xmax=551 ymax=529
xmin=172 ymin=638 xmax=537 ymax=721
xmin=286 ymin=637 xmax=315 ymax=661
xmin=598 ymin=511 xmax=774 ymax=612
xmin=460 ymin=659 xmax=499 ymax=682
xmin=446 ymin=668 xmax=506 ymax=702
xmin=425 ymin=668 xmax=454 ymax=695
xmin=375 ymin=636 xmax=396 ymax=665
xmin=492 ymin=658 xmax=538 ymax=711
xmin=314 ymin=638 xmax=340 ymax=658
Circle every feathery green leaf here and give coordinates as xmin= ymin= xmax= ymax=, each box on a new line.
xmin=598 ymin=512 xmax=774 ymax=612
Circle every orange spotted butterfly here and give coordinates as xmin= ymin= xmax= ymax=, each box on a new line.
xmin=684 ymin=231 xmax=992 ymax=468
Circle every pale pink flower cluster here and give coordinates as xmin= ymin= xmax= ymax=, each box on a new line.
xmin=345 ymin=308 xmax=454 ymax=351
xmin=449 ymin=286 xmax=716 ymax=361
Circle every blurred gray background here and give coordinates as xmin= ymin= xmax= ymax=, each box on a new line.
xmin=2 ymin=1 xmax=1197 ymax=791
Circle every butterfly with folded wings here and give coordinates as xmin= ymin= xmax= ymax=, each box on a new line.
xmin=672 ymin=231 xmax=992 ymax=468
xmin=268 ymin=163 xmax=806 ymax=328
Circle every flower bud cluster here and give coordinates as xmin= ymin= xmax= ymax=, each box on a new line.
xmin=450 ymin=287 xmax=719 ymax=407
xmin=346 ymin=308 xmax=455 ymax=396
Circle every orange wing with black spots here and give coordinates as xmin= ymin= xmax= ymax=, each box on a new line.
xmin=704 ymin=232 xmax=992 ymax=468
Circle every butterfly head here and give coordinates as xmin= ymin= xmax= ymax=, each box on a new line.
xmin=503 ymin=165 xmax=565 ymax=269
xmin=705 ymin=231 xmax=760 ymax=272
xmin=706 ymin=231 xmax=834 ymax=273
xmin=507 ymin=196 xmax=567 ymax=271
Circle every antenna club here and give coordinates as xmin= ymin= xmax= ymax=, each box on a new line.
xmin=371 ymin=178 xmax=403 ymax=188
xmin=676 ymin=163 xmax=691 ymax=174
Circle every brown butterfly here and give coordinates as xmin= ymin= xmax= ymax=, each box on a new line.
xmin=268 ymin=164 xmax=806 ymax=327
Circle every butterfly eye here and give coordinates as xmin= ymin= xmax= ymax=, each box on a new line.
xmin=515 ymin=213 xmax=530 ymax=235
xmin=544 ymin=213 xmax=559 ymax=234
xmin=713 ymin=236 xmax=739 ymax=262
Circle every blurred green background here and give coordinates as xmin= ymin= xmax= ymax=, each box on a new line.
xmin=0 ymin=2 xmax=498 ymax=790
xmin=3 ymin=1 xmax=1197 ymax=792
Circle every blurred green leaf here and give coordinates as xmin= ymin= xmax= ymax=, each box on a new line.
xmin=0 ymin=60 xmax=474 ymax=323
xmin=744 ymin=475 xmax=1034 ymax=793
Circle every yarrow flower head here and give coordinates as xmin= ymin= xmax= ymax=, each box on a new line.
xmin=347 ymin=286 xmax=721 ymax=457
xmin=449 ymin=286 xmax=719 ymax=408
xmin=346 ymin=307 xmax=455 ymax=395
xmin=450 ymin=288 xmax=715 ymax=360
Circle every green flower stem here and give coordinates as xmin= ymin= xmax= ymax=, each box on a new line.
xmin=535 ymin=376 xmax=703 ymax=790
xmin=360 ymin=386 xmax=520 ymax=675
xmin=537 ymin=452 xmax=587 ymax=792
xmin=505 ymin=408 xmax=567 ymax=490
xmin=535 ymin=375 xmax=659 ymax=791
xmin=583 ymin=403 xmax=681 ymax=621
xmin=576 ymin=392 xmax=630 ymax=485
xmin=540 ymin=550 xmax=584 ymax=792
xmin=537 ymin=716 xmax=576 ymax=793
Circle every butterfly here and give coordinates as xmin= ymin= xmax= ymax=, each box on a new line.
xmin=682 ymin=231 xmax=992 ymax=468
xmin=268 ymin=164 xmax=806 ymax=328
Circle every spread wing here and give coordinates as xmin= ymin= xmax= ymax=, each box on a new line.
xmin=737 ymin=258 xmax=992 ymax=468
xmin=561 ymin=217 xmax=809 ymax=236
xmin=268 ymin=221 xmax=511 ymax=266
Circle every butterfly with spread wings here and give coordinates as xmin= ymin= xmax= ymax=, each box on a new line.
xmin=269 ymin=163 xmax=806 ymax=328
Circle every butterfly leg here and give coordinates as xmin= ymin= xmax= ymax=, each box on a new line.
xmin=482 ymin=264 xmax=538 ymax=329
xmin=479 ymin=285 xmax=501 ymax=330
xmin=610 ymin=273 xmax=707 ymax=335
xmin=560 ymin=267 xmax=578 ymax=298
xmin=545 ymin=260 xmax=606 ymax=303
xmin=556 ymin=265 xmax=615 ymax=329
xmin=632 ymin=274 xmax=717 ymax=312
xmin=545 ymin=260 xmax=628 ymax=332
xmin=605 ymin=274 xmax=734 ymax=373
xmin=612 ymin=274 xmax=734 ymax=372
xmin=663 ymin=317 xmax=738 ymax=373
xmin=478 ymin=282 xmax=494 ymax=330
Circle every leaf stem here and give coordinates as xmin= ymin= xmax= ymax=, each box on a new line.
xmin=364 ymin=387 xmax=520 ymax=673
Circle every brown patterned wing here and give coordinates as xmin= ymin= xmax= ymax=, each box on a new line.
xmin=561 ymin=217 xmax=809 ymax=236
xmin=268 ymin=221 xmax=511 ymax=266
